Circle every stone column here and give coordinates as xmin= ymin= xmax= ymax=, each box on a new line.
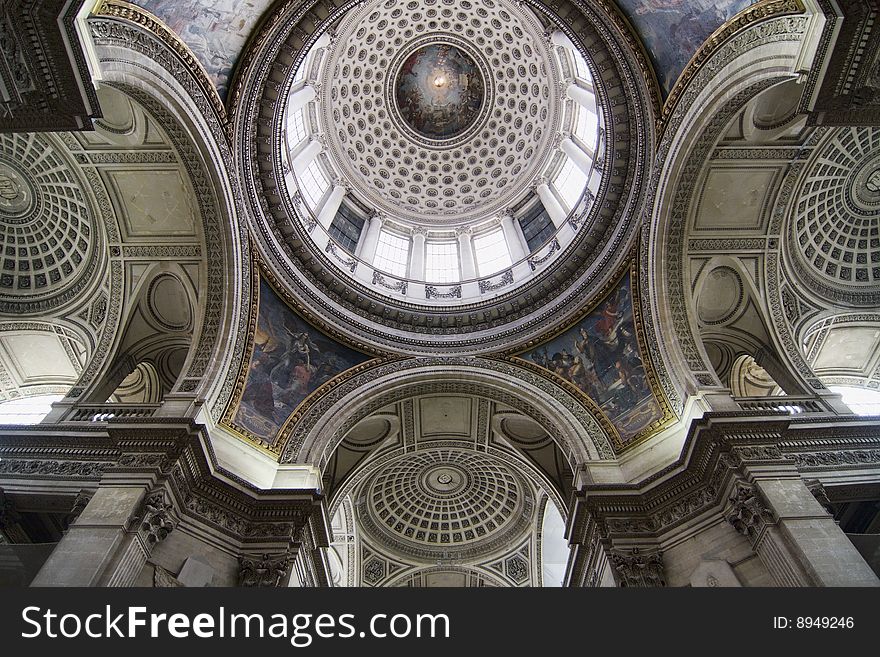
xmin=724 ymin=478 xmax=879 ymax=586
xmin=356 ymin=211 xmax=383 ymax=261
xmin=566 ymin=81 xmax=595 ymax=109
xmin=535 ymin=179 xmax=567 ymax=227
xmin=31 ymin=487 xmax=174 ymax=587
xmin=549 ymin=29 xmax=576 ymax=51
xmin=317 ymin=181 xmax=347 ymax=229
xmin=500 ymin=212 xmax=528 ymax=261
xmin=287 ymin=84 xmax=317 ymax=113
xmin=290 ymin=135 xmax=322 ymax=172
xmin=561 ymin=135 xmax=594 ymax=174
xmin=457 ymin=228 xmax=477 ymax=280
xmin=408 ymin=228 xmax=426 ymax=280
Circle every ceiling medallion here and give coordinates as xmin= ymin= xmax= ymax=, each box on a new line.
xmin=866 ymin=168 xmax=880 ymax=194
xmin=851 ymin=156 xmax=880 ymax=209
xmin=393 ymin=42 xmax=486 ymax=141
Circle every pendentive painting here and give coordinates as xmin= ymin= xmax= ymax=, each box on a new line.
xmin=231 ymin=279 xmax=370 ymax=443
xmin=133 ymin=0 xmax=274 ymax=99
xmin=519 ymin=272 xmax=664 ymax=442
xmin=616 ymin=0 xmax=757 ymax=96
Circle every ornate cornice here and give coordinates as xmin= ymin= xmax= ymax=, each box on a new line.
xmin=0 ymin=421 xmax=328 ymax=548
xmin=0 ymin=0 xmax=101 ymax=132
xmin=567 ymin=413 xmax=880 ymax=553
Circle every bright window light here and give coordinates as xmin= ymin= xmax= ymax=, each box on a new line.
xmin=574 ymin=106 xmax=598 ymax=150
xmin=288 ymin=108 xmax=307 ymax=147
xmin=571 ymin=49 xmax=591 ymax=82
xmin=299 ymin=158 xmax=329 ymax=207
xmin=0 ymin=394 xmax=63 ymax=425
xmin=425 ymin=241 xmax=460 ymax=283
xmin=474 ymin=229 xmax=512 ymax=276
xmin=293 ymin=57 xmax=308 ymax=84
xmin=829 ymin=386 xmax=880 ymax=416
xmin=374 ymin=230 xmax=410 ymax=277
xmin=553 ymin=157 xmax=588 ymax=209
xmin=572 ymin=105 xmax=599 ymax=153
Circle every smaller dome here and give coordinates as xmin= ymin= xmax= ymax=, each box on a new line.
xmin=359 ymin=447 xmax=532 ymax=559
xmin=787 ymin=126 xmax=880 ymax=306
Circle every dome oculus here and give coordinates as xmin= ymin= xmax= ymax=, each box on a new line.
xmin=394 ymin=43 xmax=485 ymax=140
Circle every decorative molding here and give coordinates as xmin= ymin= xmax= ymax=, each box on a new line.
xmin=0 ymin=0 xmax=101 ymax=132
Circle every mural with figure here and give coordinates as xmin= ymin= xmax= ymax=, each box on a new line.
xmin=520 ymin=273 xmax=663 ymax=441
xmin=232 ymin=279 xmax=370 ymax=443
xmin=395 ymin=43 xmax=486 ymax=139
xmin=133 ymin=0 xmax=275 ymax=98
xmin=617 ymin=0 xmax=757 ymax=96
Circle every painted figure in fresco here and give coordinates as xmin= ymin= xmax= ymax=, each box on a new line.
xmin=234 ymin=281 xmax=369 ymax=441
xmin=619 ymin=0 xmax=755 ymax=94
xmin=523 ymin=276 xmax=662 ymax=439
xmin=395 ymin=43 xmax=484 ymax=139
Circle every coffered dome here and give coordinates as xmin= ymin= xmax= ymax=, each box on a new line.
xmin=319 ymin=0 xmax=561 ymax=226
xmin=786 ymin=126 xmax=880 ymax=307
xmin=358 ymin=447 xmax=533 ymax=560
xmin=0 ymin=132 xmax=102 ymax=314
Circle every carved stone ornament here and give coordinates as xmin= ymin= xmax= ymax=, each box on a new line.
xmin=238 ymin=553 xmax=292 ymax=587
xmin=608 ymin=547 xmax=666 ymax=587
xmin=64 ymin=490 xmax=93 ymax=528
xmin=724 ymin=481 xmax=775 ymax=541
xmin=805 ymin=479 xmax=835 ymax=515
xmin=139 ymin=490 xmax=175 ymax=546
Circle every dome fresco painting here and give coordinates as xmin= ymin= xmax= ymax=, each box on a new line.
xmin=394 ymin=43 xmax=486 ymax=140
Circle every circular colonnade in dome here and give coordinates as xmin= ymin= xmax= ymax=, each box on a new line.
xmin=239 ymin=0 xmax=654 ymax=354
